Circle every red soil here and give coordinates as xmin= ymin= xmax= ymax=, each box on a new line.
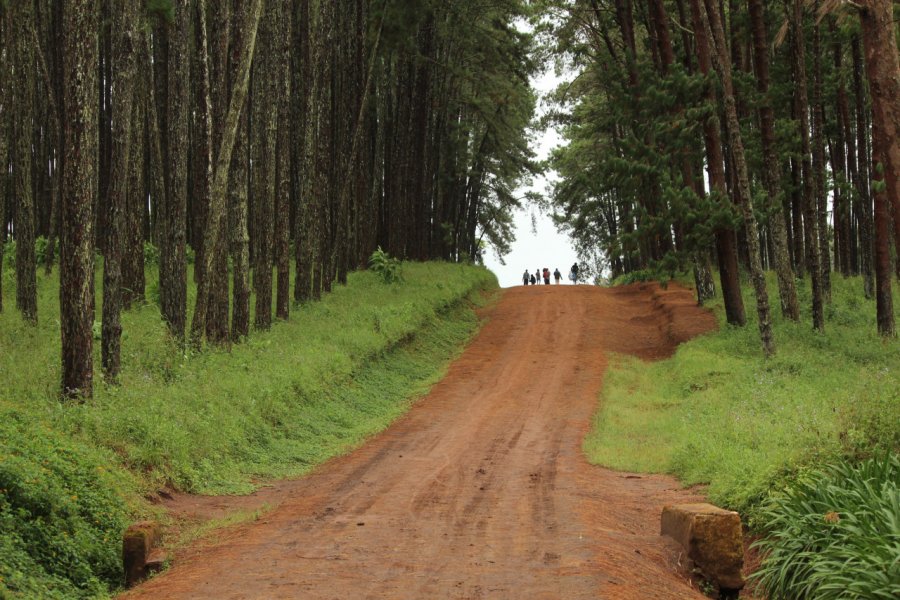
xmin=123 ymin=282 xmax=718 ymax=599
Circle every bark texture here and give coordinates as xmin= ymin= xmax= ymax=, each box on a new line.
xmin=747 ymin=0 xmax=799 ymax=321
xmin=191 ymin=0 xmax=264 ymax=345
xmin=161 ymin=0 xmax=190 ymax=340
xmin=61 ymin=0 xmax=99 ymax=399
xmin=688 ymin=0 xmax=746 ymax=326
xmin=703 ymin=0 xmax=775 ymax=356
xmin=791 ymin=0 xmax=825 ymax=331
xmin=859 ymin=0 xmax=899 ymax=335
xmin=13 ymin=1 xmax=37 ymax=323
xmin=101 ymin=0 xmax=139 ymax=380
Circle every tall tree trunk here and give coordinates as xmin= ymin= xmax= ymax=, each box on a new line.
xmin=205 ymin=0 xmax=232 ymax=344
xmin=161 ymin=0 xmax=190 ymax=340
xmin=831 ymin=20 xmax=853 ymax=278
xmin=811 ymin=11 xmax=831 ymax=300
xmin=146 ymin=28 xmax=167 ymax=252
xmin=191 ymin=0 xmax=263 ymax=345
xmin=101 ymin=0 xmax=139 ymax=380
xmin=858 ymin=0 xmax=898 ymax=335
xmin=61 ymin=0 xmax=99 ymax=399
xmin=333 ymin=8 xmax=384 ymax=279
xmin=31 ymin=7 xmax=62 ymax=277
xmin=275 ymin=0 xmax=291 ymax=320
xmin=871 ymin=144 xmax=895 ymax=336
xmin=703 ymin=0 xmax=775 ymax=356
xmin=293 ymin=0 xmax=313 ymax=304
xmin=230 ymin=107 xmax=250 ymax=340
xmin=123 ymin=79 xmax=146 ymax=309
xmin=294 ymin=0 xmax=318 ymax=302
xmin=747 ymin=0 xmax=799 ymax=320
xmin=252 ymin=0 xmax=277 ymax=329
xmin=96 ymin=0 xmax=111 ymax=255
xmin=851 ymin=35 xmax=874 ymax=298
xmin=189 ymin=0 xmax=215 ymax=345
xmin=13 ymin=0 xmax=37 ymax=323
xmin=229 ymin=1 xmax=250 ymax=341
xmin=0 ymin=10 xmax=8 ymax=314
xmin=311 ymin=0 xmax=335 ymax=299
xmin=859 ymin=0 xmax=900 ymax=291
xmin=789 ymin=155 xmax=805 ymax=276
xmin=791 ymin=0 xmax=825 ymax=331
xmin=190 ymin=2 xmax=213 ymax=290
xmin=688 ymin=0 xmax=746 ymax=326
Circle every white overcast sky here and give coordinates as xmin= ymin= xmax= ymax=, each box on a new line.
xmin=482 ymin=68 xmax=579 ymax=288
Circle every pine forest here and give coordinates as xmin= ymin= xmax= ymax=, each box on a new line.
xmin=0 ymin=0 xmax=535 ymax=397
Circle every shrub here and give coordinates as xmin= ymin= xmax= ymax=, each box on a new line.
xmin=750 ymin=455 xmax=900 ymax=600
xmin=610 ymin=268 xmax=654 ymax=286
xmin=368 ymin=246 xmax=402 ymax=284
xmin=143 ymin=242 xmax=160 ymax=267
xmin=2 ymin=239 xmax=16 ymax=269
xmin=34 ymin=237 xmax=49 ymax=265
xmin=1 ymin=238 xmax=50 ymax=269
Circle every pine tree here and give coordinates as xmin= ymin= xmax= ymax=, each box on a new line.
xmin=191 ymin=0 xmax=263 ymax=345
xmin=61 ymin=0 xmax=99 ymax=399
xmin=0 ymin=7 xmax=9 ymax=315
xmin=790 ymin=0 xmax=825 ymax=331
xmin=101 ymin=0 xmax=140 ymax=380
xmin=856 ymin=0 xmax=898 ymax=336
xmin=160 ymin=0 xmax=190 ymax=340
xmin=702 ymin=0 xmax=775 ymax=356
xmin=13 ymin=0 xmax=37 ymax=324
xmin=747 ymin=0 xmax=799 ymax=321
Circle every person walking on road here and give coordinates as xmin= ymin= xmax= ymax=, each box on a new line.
xmin=569 ymin=263 xmax=579 ymax=284
xmin=542 ymin=268 xmax=550 ymax=285
xmin=553 ymin=268 xmax=561 ymax=284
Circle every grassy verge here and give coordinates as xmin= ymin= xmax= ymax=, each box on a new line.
xmin=1 ymin=260 xmax=496 ymax=598
xmin=585 ymin=274 xmax=899 ymax=512
xmin=584 ymin=273 xmax=899 ymax=596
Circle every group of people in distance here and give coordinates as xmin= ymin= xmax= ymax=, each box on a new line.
xmin=522 ymin=263 xmax=579 ymax=286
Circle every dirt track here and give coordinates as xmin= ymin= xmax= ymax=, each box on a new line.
xmin=125 ymin=283 xmax=717 ymax=599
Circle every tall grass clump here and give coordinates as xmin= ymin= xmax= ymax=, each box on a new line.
xmin=751 ymin=455 xmax=900 ymax=599
xmin=1 ymin=260 xmax=496 ymax=598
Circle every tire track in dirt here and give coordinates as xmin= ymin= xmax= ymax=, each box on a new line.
xmin=123 ymin=283 xmax=716 ymax=599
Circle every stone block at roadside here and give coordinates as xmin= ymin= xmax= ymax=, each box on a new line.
xmin=661 ymin=503 xmax=744 ymax=594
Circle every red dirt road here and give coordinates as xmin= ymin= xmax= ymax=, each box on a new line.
xmin=125 ymin=283 xmax=717 ymax=599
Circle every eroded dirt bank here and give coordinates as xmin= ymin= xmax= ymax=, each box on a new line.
xmin=124 ymin=283 xmax=717 ymax=599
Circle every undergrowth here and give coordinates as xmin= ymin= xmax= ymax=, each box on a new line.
xmin=0 ymin=260 xmax=496 ymax=598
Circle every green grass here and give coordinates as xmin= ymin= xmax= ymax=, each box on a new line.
xmin=584 ymin=273 xmax=900 ymax=515
xmin=0 ymin=259 xmax=497 ymax=598
xmin=586 ymin=273 xmax=900 ymax=595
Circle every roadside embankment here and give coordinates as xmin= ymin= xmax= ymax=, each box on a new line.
xmin=0 ymin=261 xmax=496 ymax=598
xmin=586 ymin=274 xmax=899 ymax=597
